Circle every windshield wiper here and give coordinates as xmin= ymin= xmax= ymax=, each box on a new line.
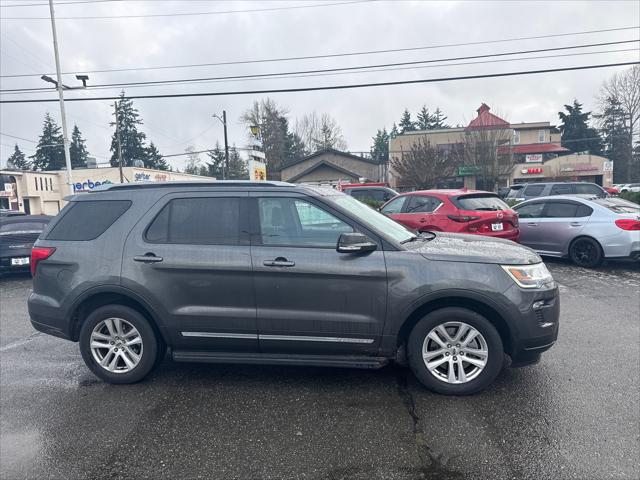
xmin=400 ymin=231 xmax=436 ymax=244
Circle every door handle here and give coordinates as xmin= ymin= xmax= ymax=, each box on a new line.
xmin=570 ymin=222 xmax=583 ymax=227
xmin=263 ymin=257 xmax=295 ymax=267
xmin=419 ymin=218 xmax=427 ymax=223
xmin=527 ymin=222 xmax=538 ymax=227
xmin=134 ymin=253 xmax=163 ymax=263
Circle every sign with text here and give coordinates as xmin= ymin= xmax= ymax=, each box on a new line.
xmin=525 ymin=154 xmax=543 ymax=163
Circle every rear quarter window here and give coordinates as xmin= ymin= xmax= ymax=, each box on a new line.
xmin=46 ymin=200 xmax=132 ymax=241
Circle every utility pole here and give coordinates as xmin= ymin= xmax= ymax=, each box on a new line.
xmin=114 ymin=103 xmax=124 ymax=183
xmin=222 ymin=110 xmax=229 ymax=180
xmin=47 ymin=0 xmax=73 ymax=195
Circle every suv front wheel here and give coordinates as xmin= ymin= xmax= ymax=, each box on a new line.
xmin=79 ymin=305 xmax=159 ymax=384
xmin=407 ymin=307 xmax=504 ymax=395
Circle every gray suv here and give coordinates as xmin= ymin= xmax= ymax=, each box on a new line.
xmin=28 ymin=182 xmax=559 ymax=395
xmin=506 ymin=182 xmax=607 ymax=201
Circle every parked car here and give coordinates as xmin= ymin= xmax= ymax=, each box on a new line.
xmin=340 ymin=183 xmax=398 ymax=206
xmin=0 ymin=215 xmax=51 ymax=273
xmin=514 ymin=195 xmax=640 ymax=268
xmin=28 ymin=181 xmax=558 ymax=395
xmin=620 ymin=183 xmax=640 ymax=193
xmin=0 ymin=209 xmax=26 ymax=217
xmin=506 ymin=182 xmax=607 ymax=202
xmin=604 ymin=186 xmax=620 ymax=195
xmin=380 ymin=189 xmax=519 ymax=242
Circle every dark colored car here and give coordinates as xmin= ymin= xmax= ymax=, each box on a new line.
xmin=380 ymin=189 xmax=519 ymax=242
xmin=0 ymin=209 xmax=26 ymax=217
xmin=29 ymin=182 xmax=559 ymax=395
xmin=341 ymin=184 xmax=398 ymax=206
xmin=0 ymin=215 xmax=51 ymax=273
xmin=506 ymin=182 xmax=607 ymax=202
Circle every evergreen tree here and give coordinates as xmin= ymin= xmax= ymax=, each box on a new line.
xmin=558 ymin=100 xmax=603 ymax=155
xmin=596 ymin=96 xmax=633 ymax=183
xmin=6 ymin=144 xmax=30 ymax=170
xmin=227 ymin=146 xmax=248 ymax=180
xmin=145 ymin=142 xmax=169 ymax=170
xmin=69 ymin=125 xmax=88 ymax=168
xmin=370 ymin=129 xmax=389 ymax=163
xmin=110 ymin=92 xmax=149 ymax=168
xmin=399 ymin=109 xmax=416 ymax=133
xmin=205 ymin=142 xmax=225 ymax=179
xmin=416 ymin=106 xmax=432 ymax=130
xmin=430 ymin=108 xmax=449 ymax=129
xmin=31 ymin=113 xmax=65 ymax=171
xmin=390 ymin=123 xmax=399 ymax=139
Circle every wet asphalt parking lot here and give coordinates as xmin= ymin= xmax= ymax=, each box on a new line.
xmin=1 ymin=259 xmax=639 ymax=480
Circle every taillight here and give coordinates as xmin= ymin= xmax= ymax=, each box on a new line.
xmin=615 ymin=219 xmax=640 ymax=231
xmin=31 ymin=247 xmax=55 ymax=276
xmin=447 ymin=215 xmax=481 ymax=222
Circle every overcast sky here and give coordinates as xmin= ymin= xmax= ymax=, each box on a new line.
xmin=1 ymin=0 xmax=638 ymax=171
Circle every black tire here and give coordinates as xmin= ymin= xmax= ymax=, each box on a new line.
xmin=407 ymin=307 xmax=504 ymax=395
xmin=569 ymin=236 xmax=603 ymax=268
xmin=79 ymin=304 xmax=159 ymax=384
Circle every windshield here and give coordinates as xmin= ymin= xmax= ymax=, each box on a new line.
xmin=592 ymin=198 xmax=640 ymax=214
xmin=331 ymin=194 xmax=414 ymax=244
xmin=456 ymin=194 xmax=510 ymax=211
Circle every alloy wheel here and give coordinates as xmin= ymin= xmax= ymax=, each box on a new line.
xmin=572 ymin=239 xmax=598 ymax=267
xmin=422 ymin=321 xmax=488 ymax=384
xmin=90 ymin=317 xmax=143 ymax=374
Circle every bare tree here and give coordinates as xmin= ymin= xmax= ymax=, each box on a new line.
xmin=597 ymin=66 xmax=640 ymax=181
xmin=294 ymin=112 xmax=347 ymax=152
xmin=458 ymin=127 xmax=513 ymax=191
xmin=390 ymin=138 xmax=458 ymax=189
xmin=183 ymin=145 xmax=201 ymax=175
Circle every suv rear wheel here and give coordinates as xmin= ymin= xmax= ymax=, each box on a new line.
xmin=79 ymin=305 xmax=159 ymax=384
xmin=407 ymin=307 xmax=504 ymax=395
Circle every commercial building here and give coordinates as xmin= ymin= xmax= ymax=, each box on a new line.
xmin=0 ymin=166 xmax=208 ymax=215
xmin=280 ymin=148 xmax=385 ymax=185
xmin=389 ymin=103 xmax=612 ymax=190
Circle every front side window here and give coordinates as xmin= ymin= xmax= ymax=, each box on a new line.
xmin=515 ymin=202 xmax=544 ymax=219
xmin=381 ymin=196 xmax=408 ymax=215
xmin=523 ymin=184 xmax=545 ymax=197
xmin=146 ymin=197 xmax=241 ymax=245
xmin=257 ymin=197 xmax=352 ymax=248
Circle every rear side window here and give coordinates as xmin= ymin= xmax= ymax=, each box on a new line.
xmin=146 ymin=197 xmax=241 ymax=245
xmin=46 ymin=200 xmax=131 ymax=241
xmin=544 ymin=202 xmax=579 ymax=218
xmin=524 ymin=184 xmax=545 ymax=197
xmin=0 ymin=221 xmax=47 ymax=235
xmin=406 ymin=195 xmax=442 ymax=213
xmin=456 ymin=195 xmax=509 ymax=211
xmin=574 ymin=184 xmax=604 ymax=196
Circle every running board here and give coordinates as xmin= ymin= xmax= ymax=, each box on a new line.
xmin=171 ymin=350 xmax=389 ymax=369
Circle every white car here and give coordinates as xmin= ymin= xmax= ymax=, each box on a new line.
xmin=620 ymin=183 xmax=640 ymax=193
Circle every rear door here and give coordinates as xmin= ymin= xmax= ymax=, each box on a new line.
xmin=536 ymin=201 xmax=593 ymax=254
xmin=121 ymin=191 xmax=258 ymax=351
xmin=398 ymin=195 xmax=443 ymax=231
xmin=514 ymin=202 xmax=545 ymax=250
xmin=249 ymin=192 xmax=387 ymax=354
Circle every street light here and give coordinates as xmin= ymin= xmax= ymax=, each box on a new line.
xmin=212 ymin=111 xmax=229 ymax=180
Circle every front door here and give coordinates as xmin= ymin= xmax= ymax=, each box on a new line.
xmin=249 ymin=193 xmax=388 ymax=354
xmin=121 ymin=191 xmax=258 ymax=351
xmin=515 ymin=201 xmax=545 ymax=251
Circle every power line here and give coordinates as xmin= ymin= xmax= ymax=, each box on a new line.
xmin=0 ymin=132 xmax=38 ymax=143
xmin=2 ymin=61 xmax=638 ymax=104
xmin=3 ymin=39 xmax=637 ymax=95
xmin=0 ymin=0 xmax=120 ymax=7
xmin=0 ymin=0 xmax=372 ymax=19
xmin=1 ymin=25 xmax=637 ymax=79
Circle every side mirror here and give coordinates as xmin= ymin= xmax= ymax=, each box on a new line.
xmin=337 ymin=232 xmax=377 ymax=254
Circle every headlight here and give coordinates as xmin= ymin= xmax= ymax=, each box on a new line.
xmin=501 ymin=263 xmax=554 ymax=289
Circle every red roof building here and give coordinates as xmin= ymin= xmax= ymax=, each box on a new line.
xmin=466 ymin=103 xmax=510 ymax=130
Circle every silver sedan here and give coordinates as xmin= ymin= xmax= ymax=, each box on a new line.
xmin=513 ymin=195 xmax=640 ymax=268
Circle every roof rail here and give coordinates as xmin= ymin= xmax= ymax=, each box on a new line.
xmin=90 ymin=180 xmax=293 ymax=192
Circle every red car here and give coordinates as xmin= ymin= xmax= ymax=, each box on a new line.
xmin=604 ymin=186 xmax=620 ymax=195
xmin=380 ymin=189 xmax=520 ymax=241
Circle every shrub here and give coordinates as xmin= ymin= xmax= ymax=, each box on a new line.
xmin=619 ymin=191 xmax=640 ymax=204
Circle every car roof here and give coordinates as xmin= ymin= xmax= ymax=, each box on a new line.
xmin=0 ymin=214 xmax=52 ymax=222
xmin=92 ymin=180 xmax=295 ymax=192
xmin=404 ymin=189 xmax=497 ymax=196
xmin=515 ymin=194 xmax=601 ymax=205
